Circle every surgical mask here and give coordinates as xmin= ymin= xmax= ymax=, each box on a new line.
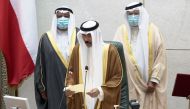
xmin=57 ymin=17 xmax=69 ymax=29
xmin=127 ymin=15 xmax=139 ymax=27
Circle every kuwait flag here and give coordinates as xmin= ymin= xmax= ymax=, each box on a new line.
xmin=0 ymin=0 xmax=38 ymax=86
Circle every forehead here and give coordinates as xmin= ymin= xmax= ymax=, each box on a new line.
xmin=126 ymin=8 xmax=140 ymax=14
xmin=82 ymin=33 xmax=91 ymax=37
xmin=56 ymin=11 xmax=70 ymax=17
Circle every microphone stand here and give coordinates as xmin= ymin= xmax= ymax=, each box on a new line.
xmin=83 ymin=66 xmax=88 ymax=109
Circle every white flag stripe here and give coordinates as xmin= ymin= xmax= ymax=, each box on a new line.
xmin=10 ymin=0 xmax=38 ymax=63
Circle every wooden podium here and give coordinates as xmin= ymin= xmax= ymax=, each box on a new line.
xmin=172 ymin=73 xmax=190 ymax=109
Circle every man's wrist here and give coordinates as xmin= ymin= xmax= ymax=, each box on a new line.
xmin=97 ymin=87 xmax=104 ymax=101
xmin=150 ymin=77 xmax=160 ymax=84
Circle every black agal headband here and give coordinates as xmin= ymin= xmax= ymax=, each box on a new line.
xmin=80 ymin=20 xmax=99 ymax=32
xmin=55 ymin=7 xmax=73 ymax=14
xmin=125 ymin=2 xmax=143 ymax=10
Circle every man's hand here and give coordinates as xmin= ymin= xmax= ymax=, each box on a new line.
xmin=86 ymin=88 xmax=100 ymax=98
xmin=65 ymin=89 xmax=75 ymax=97
xmin=66 ymin=71 xmax=74 ymax=85
xmin=147 ymin=81 xmax=157 ymax=93
xmin=40 ymin=91 xmax=48 ymax=101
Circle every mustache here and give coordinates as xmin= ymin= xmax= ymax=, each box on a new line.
xmin=85 ymin=41 xmax=91 ymax=44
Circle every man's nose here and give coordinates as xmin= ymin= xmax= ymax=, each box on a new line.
xmin=84 ymin=37 xmax=89 ymax=41
xmin=131 ymin=14 xmax=135 ymax=17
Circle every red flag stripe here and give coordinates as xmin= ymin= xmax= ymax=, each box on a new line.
xmin=0 ymin=0 xmax=34 ymax=86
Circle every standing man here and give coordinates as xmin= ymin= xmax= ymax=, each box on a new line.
xmin=114 ymin=2 xmax=167 ymax=109
xmin=34 ymin=6 xmax=78 ymax=109
xmin=66 ymin=20 xmax=122 ymax=109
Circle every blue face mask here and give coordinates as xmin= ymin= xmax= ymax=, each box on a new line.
xmin=57 ymin=17 xmax=69 ymax=30
xmin=127 ymin=15 xmax=139 ymax=27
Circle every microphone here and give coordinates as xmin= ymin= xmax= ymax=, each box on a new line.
xmin=83 ymin=66 xmax=88 ymax=108
xmin=59 ymin=66 xmax=73 ymax=109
